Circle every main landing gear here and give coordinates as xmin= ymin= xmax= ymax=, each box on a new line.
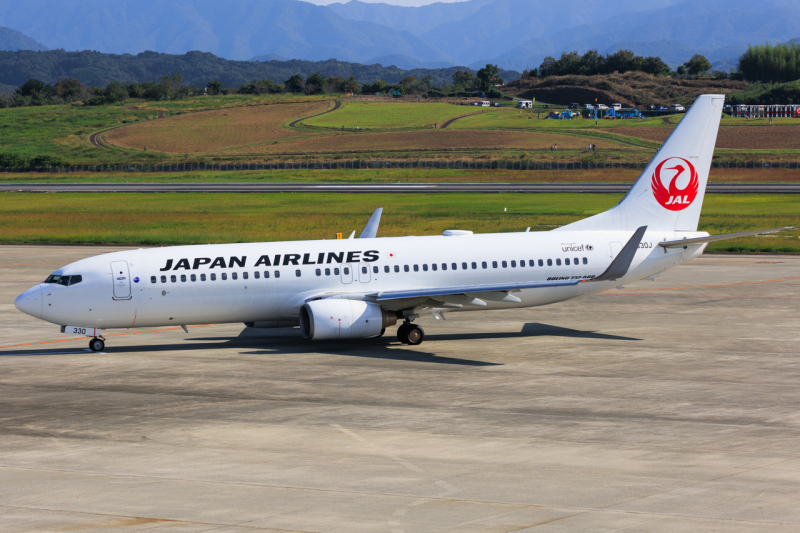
xmin=397 ymin=321 xmax=424 ymax=345
xmin=89 ymin=337 xmax=105 ymax=352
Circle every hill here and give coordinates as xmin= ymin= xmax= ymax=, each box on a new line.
xmin=0 ymin=26 xmax=47 ymax=52
xmin=0 ymin=49 xmax=521 ymax=90
xmin=505 ymin=72 xmax=747 ymax=107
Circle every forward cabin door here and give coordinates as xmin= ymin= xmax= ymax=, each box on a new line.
xmin=111 ymin=260 xmax=132 ymax=300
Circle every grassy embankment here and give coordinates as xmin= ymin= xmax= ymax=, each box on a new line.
xmin=0 ymin=193 xmax=797 ymax=252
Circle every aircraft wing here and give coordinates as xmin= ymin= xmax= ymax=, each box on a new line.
xmin=659 ymin=227 xmax=793 ymax=248
xmin=367 ymin=279 xmax=584 ymax=305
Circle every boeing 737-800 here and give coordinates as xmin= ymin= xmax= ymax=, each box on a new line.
xmin=14 ymin=95 xmax=786 ymax=351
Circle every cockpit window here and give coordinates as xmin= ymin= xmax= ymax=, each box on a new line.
xmin=44 ymin=274 xmax=82 ymax=286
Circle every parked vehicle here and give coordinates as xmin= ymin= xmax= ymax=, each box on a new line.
xmin=516 ymin=100 xmax=533 ymax=109
xmin=570 ymin=103 xmax=580 ymax=109
xmin=493 ymin=102 xmax=503 ymax=107
xmin=611 ymin=103 xmax=622 ymax=110
xmin=646 ymin=105 xmax=657 ymax=110
xmin=669 ymin=104 xmax=686 ymax=111
xmin=584 ymin=104 xmax=595 ymax=109
xmin=597 ymin=104 xmax=609 ymax=110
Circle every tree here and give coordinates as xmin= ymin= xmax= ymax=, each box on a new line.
xmin=452 ymin=69 xmax=474 ymax=90
xmin=284 ymin=74 xmax=306 ymax=93
xmin=15 ymin=79 xmax=49 ymax=98
xmin=305 ymin=72 xmax=326 ymax=94
xmin=476 ymin=64 xmax=499 ymax=90
xmin=53 ymin=78 xmax=85 ymax=101
xmin=207 ymin=80 xmax=223 ymax=95
xmin=684 ymin=54 xmax=711 ymax=76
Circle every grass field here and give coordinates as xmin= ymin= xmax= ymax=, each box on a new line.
xmin=0 ymin=192 xmax=797 ymax=252
xmin=1 ymin=167 xmax=798 ymax=184
xmin=302 ymin=101 xmax=488 ymax=130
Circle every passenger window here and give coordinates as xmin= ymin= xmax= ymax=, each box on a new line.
xmin=454 ymin=263 xmax=459 ymax=270
xmin=171 ymin=275 xmax=177 ymax=282
xmin=315 ymin=268 xmax=321 ymax=276
xmin=530 ymin=260 xmax=535 ymax=267
xmin=404 ymin=265 xmax=409 ymax=272
xmin=295 ymin=270 xmax=301 ymax=277
xmin=565 ymin=258 xmax=570 ymax=265
xmin=431 ymin=264 xmax=437 ymax=271
xmin=546 ymin=259 xmax=552 ymax=266
xmin=441 ymin=263 xmax=446 ymax=271
xmin=243 ymin=272 xmax=248 ymax=280
xmin=472 ymin=262 xmax=477 ymax=269
xmin=492 ymin=261 xmax=498 ymax=268
xmin=150 ymin=276 xmax=156 ymax=284
xmin=373 ymin=266 xmax=379 ymax=274
xmin=423 ymin=264 xmax=428 ymax=271
xmin=556 ymin=258 xmax=561 ymax=266
xmin=384 ymin=266 xmax=389 ymax=273
xmin=180 ymin=275 xmax=187 ymax=282
xmin=583 ymin=257 xmax=588 ymax=264
xmin=211 ymin=273 xmax=217 ymax=281
xmin=574 ymin=257 xmax=579 ymax=265
xmin=482 ymin=261 xmax=487 ymax=269
xmin=254 ymin=271 xmax=259 ymax=279
xmin=413 ymin=265 xmax=419 ymax=272
xmin=511 ymin=260 xmax=517 ymax=268
xmin=518 ymin=260 xmax=523 ymax=267
xmin=275 ymin=271 xmax=280 ymax=278
xmin=361 ymin=266 xmax=367 ymax=274
xmin=201 ymin=273 xmax=206 ymax=281
xmin=232 ymin=272 xmax=238 ymax=280
xmin=334 ymin=268 xmax=339 ymax=275
xmin=325 ymin=268 xmax=331 ymax=276
xmin=191 ymin=274 xmax=196 ymax=281
xmin=264 ymin=271 xmax=269 ymax=278
xmin=222 ymin=273 xmax=227 ymax=280
xmin=343 ymin=267 xmax=349 ymax=275
xmin=462 ymin=262 xmax=467 ymax=270
xmin=161 ymin=275 xmax=167 ymax=283
xmin=539 ymin=259 xmax=544 ymax=267
xmin=394 ymin=265 xmax=400 ymax=273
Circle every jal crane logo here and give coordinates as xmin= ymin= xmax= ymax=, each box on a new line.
xmin=651 ymin=157 xmax=699 ymax=211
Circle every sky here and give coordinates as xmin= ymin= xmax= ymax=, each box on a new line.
xmin=305 ymin=0 xmax=465 ymax=6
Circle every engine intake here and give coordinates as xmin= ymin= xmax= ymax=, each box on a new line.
xmin=299 ymin=299 xmax=397 ymax=340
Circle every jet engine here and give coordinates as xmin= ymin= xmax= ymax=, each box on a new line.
xmin=299 ymin=299 xmax=397 ymax=340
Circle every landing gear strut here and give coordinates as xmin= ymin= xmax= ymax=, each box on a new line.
xmin=89 ymin=337 xmax=105 ymax=352
xmin=397 ymin=321 xmax=424 ymax=346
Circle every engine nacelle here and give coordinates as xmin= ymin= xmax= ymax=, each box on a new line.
xmin=299 ymin=299 xmax=397 ymax=340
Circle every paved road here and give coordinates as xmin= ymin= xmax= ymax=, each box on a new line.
xmin=1 ymin=182 xmax=798 ymax=193
xmin=3 ymin=248 xmax=800 ymax=532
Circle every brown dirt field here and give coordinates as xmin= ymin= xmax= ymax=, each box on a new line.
xmin=223 ymin=130 xmax=639 ymax=156
xmin=613 ymin=125 xmax=800 ymax=150
xmin=102 ymin=101 xmax=332 ymax=154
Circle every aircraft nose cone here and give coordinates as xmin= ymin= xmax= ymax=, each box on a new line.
xmin=15 ymin=286 xmax=42 ymax=319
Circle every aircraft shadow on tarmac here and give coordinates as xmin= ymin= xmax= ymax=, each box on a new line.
xmin=0 ymin=323 xmax=638 ymax=363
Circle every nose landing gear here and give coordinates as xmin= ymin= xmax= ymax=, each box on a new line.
xmin=89 ymin=337 xmax=105 ymax=352
xmin=397 ymin=321 xmax=424 ymax=345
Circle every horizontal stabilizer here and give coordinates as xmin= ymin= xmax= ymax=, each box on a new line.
xmin=659 ymin=227 xmax=793 ymax=248
xmin=592 ymin=226 xmax=647 ymax=282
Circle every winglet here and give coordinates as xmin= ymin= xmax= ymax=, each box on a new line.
xmin=591 ymin=226 xmax=647 ymax=282
xmin=359 ymin=208 xmax=383 ymax=239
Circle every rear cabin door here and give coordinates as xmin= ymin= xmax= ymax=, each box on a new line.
xmin=341 ymin=264 xmax=353 ymax=284
xmin=111 ymin=260 xmax=132 ymax=300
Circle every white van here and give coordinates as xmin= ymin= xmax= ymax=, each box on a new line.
xmin=516 ymin=100 xmax=533 ymax=109
xmin=597 ymin=104 xmax=609 ymax=110
xmin=611 ymin=103 xmax=622 ymax=110
xmin=480 ymin=101 xmax=491 ymax=107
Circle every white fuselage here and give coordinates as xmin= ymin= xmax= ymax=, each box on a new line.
xmin=17 ymin=229 xmax=705 ymax=330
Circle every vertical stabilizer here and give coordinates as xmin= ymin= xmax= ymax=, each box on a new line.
xmin=558 ymin=94 xmax=724 ymax=232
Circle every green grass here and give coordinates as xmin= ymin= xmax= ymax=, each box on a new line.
xmin=303 ymin=101 xmax=487 ymax=130
xmin=0 ymin=192 xmax=797 ymax=252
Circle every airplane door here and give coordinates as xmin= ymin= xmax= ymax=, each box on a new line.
xmin=111 ymin=260 xmax=132 ymax=300
xmin=359 ymin=263 xmax=371 ymax=283
xmin=609 ymin=241 xmax=623 ymax=259
xmin=341 ymin=263 xmax=353 ymax=284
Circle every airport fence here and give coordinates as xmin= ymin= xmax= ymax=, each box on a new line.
xmin=2 ymin=159 xmax=800 ymax=173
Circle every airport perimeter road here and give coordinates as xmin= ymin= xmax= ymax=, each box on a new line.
xmin=2 ymin=247 xmax=800 ymax=531
xmin=1 ymin=182 xmax=800 ymax=193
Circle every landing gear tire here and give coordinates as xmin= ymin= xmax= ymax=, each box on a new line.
xmin=89 ymin=338 xmax=105 ymax=352
xmin=397 ymin=323 xmax=410 ymax=344
xmin=406 ymin=325 xmax=424 ymax=346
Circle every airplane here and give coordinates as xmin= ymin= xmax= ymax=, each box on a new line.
xmin=14 ymin=95 xmax=789 ymax=351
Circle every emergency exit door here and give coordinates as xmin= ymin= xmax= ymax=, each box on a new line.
xmin=111 ymin=260 xmax=131 ymax=299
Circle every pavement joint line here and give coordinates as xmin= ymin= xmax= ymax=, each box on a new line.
xmin=0 ymin=324 xmax=216 ymax=350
